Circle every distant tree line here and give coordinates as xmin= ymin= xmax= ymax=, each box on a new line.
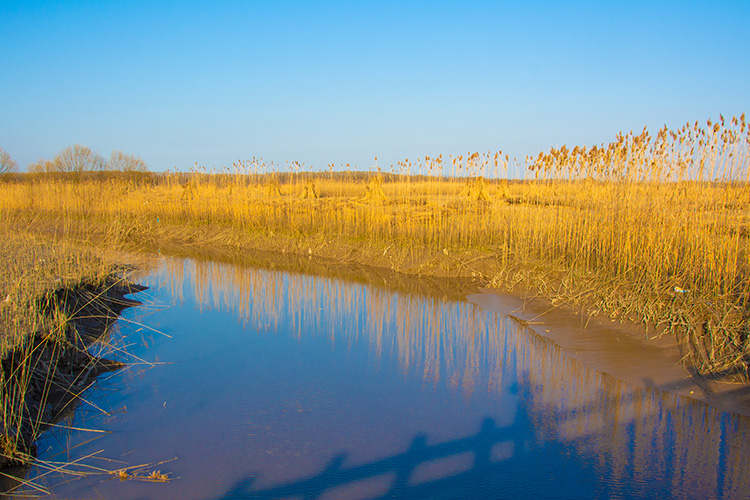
xmin=22 ymin=144 xmax=148 ymax=173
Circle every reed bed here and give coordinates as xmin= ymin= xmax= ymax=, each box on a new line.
xmin=0 ymin=227 xmax=155 ymax=494
xmin=1 ymin=115 xmax=748 ymax=380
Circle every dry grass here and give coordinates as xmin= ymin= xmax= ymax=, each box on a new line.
xmin=0 ymin=229 xmax=116 ymax=355
xmin=0 ymin=115 xmax=748 ymax=379
xmin=0 ymin=225 xmax=144 ymax=488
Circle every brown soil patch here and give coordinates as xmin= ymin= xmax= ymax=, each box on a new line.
xmin=469 ymin=289 xmax=750 ymax=416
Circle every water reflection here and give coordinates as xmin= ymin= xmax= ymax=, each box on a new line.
xmin=160 ymin=257 xmax=511 ymax=393
xmin=19 ymin=256 xmax=750 ymax=499
xmin=159 ymin=257 xmax=750 ymax=500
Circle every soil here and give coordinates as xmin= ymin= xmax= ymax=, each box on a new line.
xmin=468 ymin=289 xmax=750 ymax=416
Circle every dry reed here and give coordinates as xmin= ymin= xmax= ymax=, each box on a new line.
xmin=0 ymin=115 xmax=748 ymax=379
xmin=0 ymin=227 xmax=149 ymax=494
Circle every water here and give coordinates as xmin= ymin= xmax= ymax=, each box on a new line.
xmin=15 ymin=256 xmax=750 ymax=499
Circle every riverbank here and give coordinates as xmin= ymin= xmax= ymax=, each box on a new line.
xmin=469 ymin=289 xmax=750 ymax=416
xmin=0 ymin=228 xmax=143 ymax=474
xmin=5 ymin=211 xmax=750 ymax=403
xmin=1 ymin=222 xmax=749 ymax=495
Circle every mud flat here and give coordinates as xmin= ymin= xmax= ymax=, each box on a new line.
xmin=469 ymin=289 xmax=750 ymax=416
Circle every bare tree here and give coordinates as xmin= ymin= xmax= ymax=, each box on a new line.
xmin=0 ymin=149 xmax=18 ymax=174
xmin=54 ymin=144 xmax=105 ymax=172
xmin=106 ymin=150 xmax=148 ymax=172
xmin=27 ymin=159 xmax=57 ymax=173
xmin=26 ymin=145 xmax=147 ymax=175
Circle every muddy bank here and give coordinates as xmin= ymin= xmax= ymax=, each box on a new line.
xmin=0 ymin=277 xmax=144 ymax=474
xmin=132 ymin=242 xmax=486 ymax=302
xmin=469 ymin=289 xmax=750 ymax=416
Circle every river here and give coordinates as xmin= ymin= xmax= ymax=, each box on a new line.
xmin=12 ymin=255 xmax=750 ymax=499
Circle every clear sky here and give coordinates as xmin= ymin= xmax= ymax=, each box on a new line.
xmin=2 ymin=0 xmax=749 ymax=173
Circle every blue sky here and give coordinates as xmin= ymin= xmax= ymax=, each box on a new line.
xmin=1 ymin=1 xmax=749 ymax=173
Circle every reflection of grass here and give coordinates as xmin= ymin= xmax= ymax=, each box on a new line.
xmin=1 ymin=116 xmax=748 ymax=379
xmin=153 ymin=257 xmax=750 ymax=499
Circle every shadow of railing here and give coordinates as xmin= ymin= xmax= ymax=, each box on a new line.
xmin=202 ymin=362 xmax=750 ymax=500
xmin=210 ymin=410 xmax=536 ymax=500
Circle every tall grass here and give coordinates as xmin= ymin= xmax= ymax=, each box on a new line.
xmin=1 ymin=115 xmax=748 ymax=378
xmin=0 ymin=228 xmax=135 ymax=479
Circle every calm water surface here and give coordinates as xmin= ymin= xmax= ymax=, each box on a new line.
xmin=20 ymin=257 xmax=750 ymax=499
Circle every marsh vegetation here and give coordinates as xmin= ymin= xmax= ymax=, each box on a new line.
xmin=0 ymin=228 xmax=157 ymax=494
xmin=2 ymin=115 xmax=748 ymax=381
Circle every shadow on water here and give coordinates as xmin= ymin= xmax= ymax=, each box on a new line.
xmin=208 ymin=371 xmax=750 ymax=500
xmin=211 ymin=412 xmax=536 ymax=500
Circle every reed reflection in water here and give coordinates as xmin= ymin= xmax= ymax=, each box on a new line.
xmin=25 ymin=256 xmax=750 ymax=500
xmin=163 ymin=256 xmax=512 ymax=395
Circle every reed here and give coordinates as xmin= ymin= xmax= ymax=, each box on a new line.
xmin=0 ymin=226 xmax=146 ymax=493
xmin=1 ymin=115 xmax=748 ymax=379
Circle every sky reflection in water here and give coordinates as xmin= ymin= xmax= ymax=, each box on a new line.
xmin=25 ymin=257 xmax=750 ymax=500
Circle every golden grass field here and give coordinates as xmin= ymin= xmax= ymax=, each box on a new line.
xmin=1 ymin=115 xmax=748 ymax=380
